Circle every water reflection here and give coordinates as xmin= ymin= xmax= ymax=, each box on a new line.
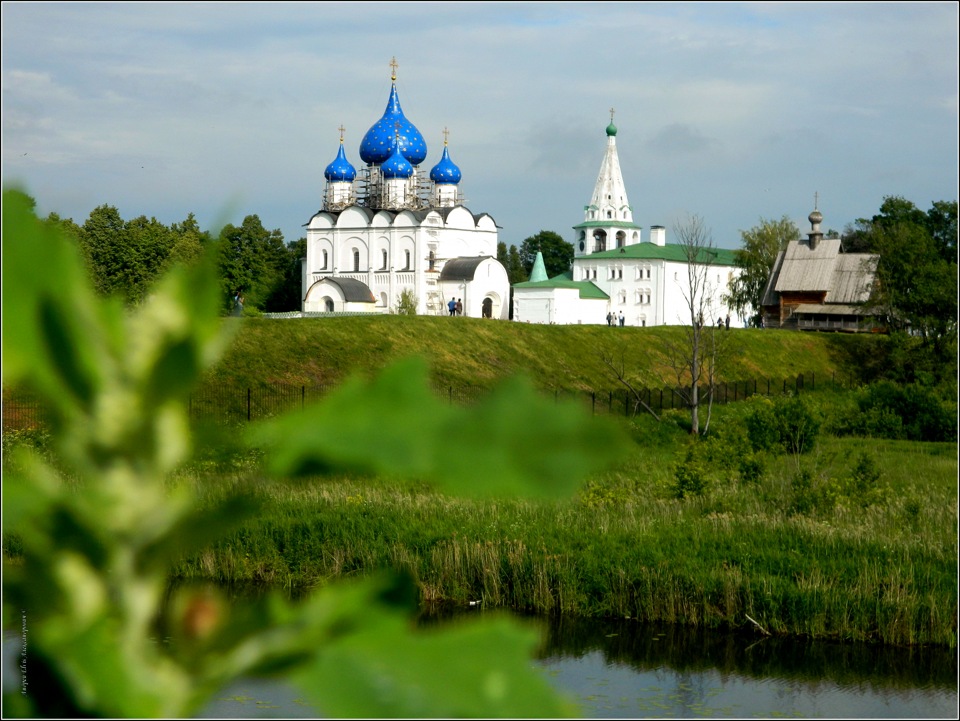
xmin=533 ymin=614 xmax=958 ymax=718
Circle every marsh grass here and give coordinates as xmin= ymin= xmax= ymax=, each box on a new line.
xmin=165 ymin=396 xmax=957 ymax=647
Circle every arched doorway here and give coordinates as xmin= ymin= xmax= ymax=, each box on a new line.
xmin=323 ymin=297 xmax=335 ymax=312
xmin=482 ymin=297 xmax=493 ymax=318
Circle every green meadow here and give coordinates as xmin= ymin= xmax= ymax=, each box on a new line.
xmin=6 ymin=318 xmax=957 ymax=647
xmin=155 ymin=318 xmax=958 ymax=647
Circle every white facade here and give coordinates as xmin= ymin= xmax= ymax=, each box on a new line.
xmin=513 ymin=115 xmax=742 ymax=327
xmin=302 ymin=62 xmax=510 ymax=319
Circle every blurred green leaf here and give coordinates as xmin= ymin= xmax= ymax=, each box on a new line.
xmin=294 ymin=611 xmax=577 ymax=718
xmin=251 ymin=356 xmax=629 ymax=498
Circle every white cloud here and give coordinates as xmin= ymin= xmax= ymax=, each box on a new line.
xmin=1 ymin=1 xmax=956 ymax=249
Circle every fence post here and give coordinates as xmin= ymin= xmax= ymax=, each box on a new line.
xmin=302 ymin=385 xmax=306 ymax=410
xmin=247 ymin=388 xmax=251 ymax=421
xmin=449 ymin=386 xmax=453 ymax=405
xmin=591 ymin=391 xmax=596 ymax=415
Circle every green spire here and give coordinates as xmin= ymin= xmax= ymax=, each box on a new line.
xmin=529 ymin=251 xmax=548 ymax=282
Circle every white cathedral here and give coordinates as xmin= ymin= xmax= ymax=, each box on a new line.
xmin=512 ymin=114 xmax=742 ymax=327
xmin=301 ymin=60 xmax=510 ymax=319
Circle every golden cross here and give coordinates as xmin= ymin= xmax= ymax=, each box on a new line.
xmin=338 ymin=124 xmax=345 ymax=142
xmin=443 ymin=127 xmax=450 ymax=146
xmin=390 ymin=56 xmax=398 ymax=81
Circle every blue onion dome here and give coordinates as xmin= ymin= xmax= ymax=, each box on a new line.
xmin=359 ymin=76 xmax=428 ymax=166
xmin=324 ymin=136 xmax=356 ymax=182
xmin=429 ymin=141 xmax=462 ymax=185
xmin=380 ymin=133 xmax=414 ymax=179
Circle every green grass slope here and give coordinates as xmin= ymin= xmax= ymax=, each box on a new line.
xmin=203 ymin=316 xmax=882 ymax=393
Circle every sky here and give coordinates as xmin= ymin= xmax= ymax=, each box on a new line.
xmin=2 ymin=1 xmax=957 ymax=251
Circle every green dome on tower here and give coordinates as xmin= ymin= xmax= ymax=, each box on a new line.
xmin=606 ymin=121 xmax=617 ymax=137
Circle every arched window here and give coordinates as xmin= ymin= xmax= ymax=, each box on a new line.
xmin=381 ymin=249 xmax=388 ymax=270
xmin=353 ymin=249 xmax=360 ymax=272
xmin=405 ymin=250 xmax=411 ymax=270
xmin=428 ymin=250 xmax=436 ymax=271
xmin=322 ymin=249 xmax=328 ymax=270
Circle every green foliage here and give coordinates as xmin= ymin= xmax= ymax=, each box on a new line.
xmin=263 ymin=237 xmax=307 ymax=313
xmin=393 ymin=287 xmax=418 ymax=316
xmin=671 ymin=447 xmax=710 ymax=499
xmin=834 ymin=380 xmax=958 ymax=442
xmin=845 ymin=451 xmax=887 ymax=507
xmin=2 ymin=189 xmax=624 ymax=717
xmin=74 ymin=204 xmax=207 ymax=306
xmin=849 ymin=196 xmax=958 ymax=350
xmin=726 ymin=216 xmax=798 ymax=327
xmin=744 ymin=394 xmax=821 ymax=455
xmin=497 ymin=241 xmax=527 ymax=285
xmin=789 ymin=451 xmax=889 ymax=516
xmin=518 ymin=230 xmax=574 ymax=279
xmin=217 ymin=214 xmax=290 ymax=313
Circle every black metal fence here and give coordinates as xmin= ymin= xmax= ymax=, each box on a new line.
xmin=3 ymin=371 xmax=853 ymax=431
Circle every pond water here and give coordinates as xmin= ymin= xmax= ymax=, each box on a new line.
xmin=534 ymin=614 xmax=958 ymax=718
xmin=6 ymin=610 xmax=957 ymax=718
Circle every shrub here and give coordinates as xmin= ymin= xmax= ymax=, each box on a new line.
xmin=851 ymin=380 xmax=958 ymax=442
xmin=844 ymin=451 xmax=888 ymax=507
xmin=394 ymin=288 xmax=418 ymax=316
xmin=745 ymin=394 xmax=821 ymax=455
xmin=671 ymin=448 xmax=709 ymax=499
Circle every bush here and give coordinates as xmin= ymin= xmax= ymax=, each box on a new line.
xmin=745 ymin=394 xmax=821 ymax=455
xmin=671 ymin=448 xmax=709 ymax=499
xmin=394 ymin=288 xmax=418 ymax=316
xmin=851 ymin=381 xmax=958 ymax=442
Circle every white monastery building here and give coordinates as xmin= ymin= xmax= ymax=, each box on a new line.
xmin=301 ymin=59 xmax=510 ymax=319
xmin=512 ymin=114 xmax=742 ymax=327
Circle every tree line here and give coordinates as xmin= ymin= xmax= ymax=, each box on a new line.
xmin=10 ymin=191 xmax=304 ymax=314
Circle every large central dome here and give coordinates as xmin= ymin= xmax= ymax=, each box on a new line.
xmin=359 ymin=81 xmax=427 ymax=166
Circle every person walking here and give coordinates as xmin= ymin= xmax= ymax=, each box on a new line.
xmin=455 ymin=298 xmax=463 ymax=316
xmin=619 ymin=311 xmax=625 ymax=327
xmin=448 ymin=297 xmax=456 ymax=316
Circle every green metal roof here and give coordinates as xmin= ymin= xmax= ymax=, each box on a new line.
xmin=573 ymin=219 xmax=642 ymax=230
xmin=582 ymin=242 xmax=738 ymax=266
xmin=512 ymin=276 xmax=609 ymax=299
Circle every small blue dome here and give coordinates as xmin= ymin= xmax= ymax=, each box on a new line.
xmin=381 ymin=134 xmax=413 ymax=179
xmin=324 ymin=142 xmax=356 ymax=182
xmin=429 ymin=144 xmax=462 ymax=185
xmin=359 ymin=83 xmax=427 ymax=166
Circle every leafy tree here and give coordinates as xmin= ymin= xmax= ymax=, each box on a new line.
xmin=849 ymin=196 xmax=958 ymax=358
xmin=263 ymin=237 xmax=307 ymax=312
xmin=217 ymin=215 xmax=289 ymax=313
xmin=725 ymin=216 xmax=798 ymax=327
xmin=3 ymin=189 xmax=628 ymax=717
xmin=167 ymin=213 xmax=208 ymax=271
xmin=79 ymin=204 xmax=136 ymax=300
xmin=518 ymin=231 xmax=574 ymax=279
xmin=393 ymin=287 xmax=418 ymax=315
xmin=497 ymin=241 xmax=527 ymax=284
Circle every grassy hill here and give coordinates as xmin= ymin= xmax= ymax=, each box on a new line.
xmin=202 ymin=315 xmax=884 ymax=393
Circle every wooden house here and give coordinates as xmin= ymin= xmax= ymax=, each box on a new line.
xmin=761 ymin=207 xmax=880 ymax=332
